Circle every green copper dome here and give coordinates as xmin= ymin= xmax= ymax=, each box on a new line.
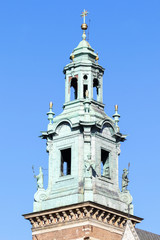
xmin=70 ymin=39 xmax=98 ymax=63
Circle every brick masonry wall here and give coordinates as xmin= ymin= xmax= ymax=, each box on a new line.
xmin=32 ymin=224 xmax=122 ymax=240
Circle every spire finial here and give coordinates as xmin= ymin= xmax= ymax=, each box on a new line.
xmin=80 ymin=9 xmax=88 ymax=40
xmin=113 ymin=104 xmax=120 ymax=131
xmin=49 ymin=101 xmax=53 ymax=109
xmin=115 ymin=104 xmax=118 ymax=111
xmin=47 ymin=101 xmax=55 ymax=124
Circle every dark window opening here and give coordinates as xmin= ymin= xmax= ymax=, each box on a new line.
xmin=83 ymin=74 xmax=88 ymax=80
xmin=70 ymin=78 xmax=78 ymax=100
xmin=83 ymin=84 xmax=88 ymax=98
xmin=61 ymin=148 xmax=71 ymax=176
xmin=101 ymin=149 xmax=110 ymax=178
xmin=93 ymin=78 xmax=99 ymax=100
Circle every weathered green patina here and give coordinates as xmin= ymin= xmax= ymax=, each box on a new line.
xmin=33 ymin=11 xmax=133 ymax=215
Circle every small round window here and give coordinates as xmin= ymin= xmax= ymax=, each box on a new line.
xmin=83 ymin=75 xmax=88 ymax=80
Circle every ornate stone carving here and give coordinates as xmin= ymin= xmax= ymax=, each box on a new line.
xmin=34 ymin=167 xmax=44 ymax=190
xmin=24 ymin=202 xmax=142 ymax=230
xmin=34 ymin=167 xmax=48 ymax=203
xmin=85 ymin=160 xmax=93 ymax=178
xmin=46 ymin=140 xmax=53 ymax=153
xmin=122 ymin=168 xmax=129 ymax=192
xmin=34 ymin=188 xmax=48 ymax=202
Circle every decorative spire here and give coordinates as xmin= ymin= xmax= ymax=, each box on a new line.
xmin=47 ymin=101 xmax=55 ymax=124
xmin=112 ymin=105 xmax=120 ymax=131
xmin=80 ymin=9 xmax=88 ymax=40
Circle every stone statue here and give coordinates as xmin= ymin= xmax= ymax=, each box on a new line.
xmin=85 ymin=154 xmax=94 ymax=178
xmin=34 ymin=167 xmax=44 ymax=190
xmin=85 ymin=161 xmax=92 ymax=178
xmin=122 ymin=168 xmax=129 ymax=192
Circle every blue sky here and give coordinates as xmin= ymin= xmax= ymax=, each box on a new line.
xmin=0 ymin=1 xmax=160 ymax=239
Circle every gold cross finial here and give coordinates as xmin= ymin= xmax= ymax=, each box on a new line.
xmin=80 ymin=9 xmax=88 ymax=40
xmin=80 ymin=9 xmax=88 ymax=24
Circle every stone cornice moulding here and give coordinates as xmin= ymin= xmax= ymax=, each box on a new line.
xmin=23 ymin=201 xmax=143 ymax=232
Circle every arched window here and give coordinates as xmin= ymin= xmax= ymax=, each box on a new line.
xmin=70 ymin=78 xmax=78 ymax=100
xmin=93 ymin=78 xmax=99 ymax=100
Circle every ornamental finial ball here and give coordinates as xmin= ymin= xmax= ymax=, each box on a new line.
xmin=80 ymin=10 xmax=88 ymax=31
xmin=49 ymin=101 xmax=53 ymax=109
xmin=115 ymin=105 xmax=118 ymax=111
xmin=81 ymin=23 xmax=88 ymax=30
xmin=95 ymin=52 xmax=99 ymax=61
xmin=71 ymin=54 xmax=75 ymax=60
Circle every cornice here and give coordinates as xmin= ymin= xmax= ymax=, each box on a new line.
xmin=23 ymin=201 xmax=142 ymax=231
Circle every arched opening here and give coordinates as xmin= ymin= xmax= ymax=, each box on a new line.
xmin=101 ymin=149 xmax=110 ymax=178
xmin=83 ymin=84 xmax=88 ymax=98
xmin=93 ymin=78 xmax=99 ymax=100
xmin=61 ymin=148 xmax=71 ymax=176
xmin=70 ymin=78 xmax=78 ymax=100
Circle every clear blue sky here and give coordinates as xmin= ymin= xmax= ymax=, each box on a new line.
xmin=0 ymin=1 xmax=160 ymax=239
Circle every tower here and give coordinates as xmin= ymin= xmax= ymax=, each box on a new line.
xmin=24 ymin=10 xmax=143 ymax=240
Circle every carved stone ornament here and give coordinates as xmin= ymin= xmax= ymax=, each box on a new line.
xmin=34 ymin=189 xmax=48 ymax=202
xmin=23 ymin=202 xmax=142 ymax=230
xmin=46 ymin=140 xmax=53 ymax=152
xmin=120 ymin=191 xmax=133 ymax=215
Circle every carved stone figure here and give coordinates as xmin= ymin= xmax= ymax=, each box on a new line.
xmin=122 ymin=168 xmax=129 ymax=192
xmin=85 ymin=161 xmax=92 ymax=178
xmin=34 ymin=167 xmax=44 ymax=190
